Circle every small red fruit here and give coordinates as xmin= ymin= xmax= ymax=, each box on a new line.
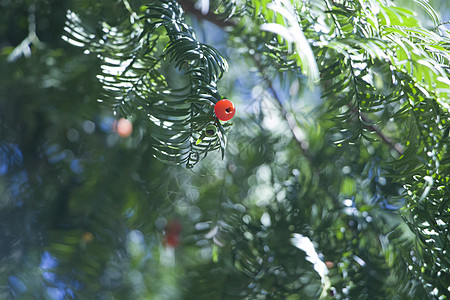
xmin=214 ymin=99 xmax=236 ymax=121
xmin=325 ymin=261 xmax=335 ymax=269
xmin=164 ymin=220 xmax=182 ymax=248
xmin=113 ymin=118 xmax=133 ymax=137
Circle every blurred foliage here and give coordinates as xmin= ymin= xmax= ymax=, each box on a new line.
xmin=1 ymin=0 xmax=450 ymax=299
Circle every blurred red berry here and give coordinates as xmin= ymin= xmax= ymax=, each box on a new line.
xmin=325 ymin=261 xmax=335 ymax=269
xmin=113 ymin=118 xmax=133 ymax=137
xmin=164 ymin=220 xmax=182 ymax=248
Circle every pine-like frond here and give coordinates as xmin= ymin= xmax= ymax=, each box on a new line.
xmin=216 ymin=0 xmax=450 ymax=297
xmin=62 ymin=0 xmax=229 ymax=167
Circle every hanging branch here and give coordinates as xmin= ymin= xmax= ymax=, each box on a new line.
xmin=176 ymin=0 xmax=404 ymax=158
xmin=63 ymin=0 xmax=230 ymax=167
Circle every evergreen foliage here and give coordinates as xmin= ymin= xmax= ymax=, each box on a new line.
xmin=1 ymin=0 xmax=450 ymax=299
xmin=63 ymin=0 xmax=229 ymax=167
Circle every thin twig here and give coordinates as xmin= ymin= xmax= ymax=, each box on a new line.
xmin=251 ymin=55 xmax=312 ymax=160
xmin=437 ymin=20 xmax=450 ymax=27
xmin=7 ymin=3 xmax=41 ymax=62
xmin=359 ymin=113 xmax=404 ymax=156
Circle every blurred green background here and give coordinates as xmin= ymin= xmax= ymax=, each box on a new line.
xmin=1 ymin=0 xmax=449 ymax=299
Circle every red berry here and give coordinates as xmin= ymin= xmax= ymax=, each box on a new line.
xmin=164 ymin=220 xmax=182 ymax=248
xmin=113 ymin=118 xmax=133 ymax=137
xmin=214 ymin=99 xmax=236 ymax=121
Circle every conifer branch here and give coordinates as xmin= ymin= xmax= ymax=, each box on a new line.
xmin=177 ymin=0 xmax=404 ymax=158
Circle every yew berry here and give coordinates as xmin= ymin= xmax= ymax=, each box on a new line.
xmin=164 ymin=220 xmax=182 ymax=248
xmin=214 ymin=99 xmax=235 ymax=121
xmin=113 ymin=118 xmax=133 ymax=137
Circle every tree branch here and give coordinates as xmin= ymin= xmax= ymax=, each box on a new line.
xmin=251 ymin=55 xmax=312 ymax=160
xmin=177 ymin=0 xmax=404 ymax=158
xmin=359 ymin=113 xmax=404 ymax=156
xmin=178 ymin=0 xmax=312 ymax=159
